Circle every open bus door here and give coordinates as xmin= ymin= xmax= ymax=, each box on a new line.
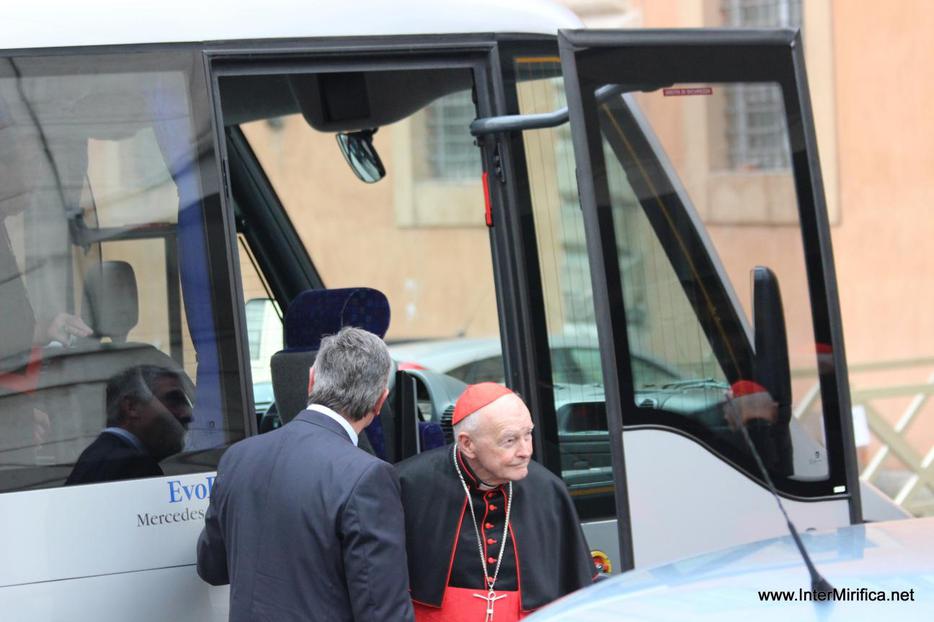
xmin=481 ymin=29 xmax=866 ymax=575
xmin=537 ymin=29 xmax=862 ymax=572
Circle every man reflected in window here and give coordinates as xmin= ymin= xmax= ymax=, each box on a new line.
xmin=66 ymin=365 xmax=193 ymax=486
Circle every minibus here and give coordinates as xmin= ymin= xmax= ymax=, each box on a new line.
xmin=0 ymin=1 xmax=905 ymax=619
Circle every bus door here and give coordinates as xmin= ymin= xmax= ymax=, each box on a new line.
xmin=488 ymin=30 xmax=860 ymax=573
xmin=207 ymin=41 xmax=516 ymax=461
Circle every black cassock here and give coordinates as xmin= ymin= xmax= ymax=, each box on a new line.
xmin=396 ymin=445 xmax=595 ymax=613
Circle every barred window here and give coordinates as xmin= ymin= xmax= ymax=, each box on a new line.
xmin=722 ymin=0 xmax=801 ymax=27
xmin=424 ymin=91 xmax=481 ymax=180
xmin=722 ymin=0 xmax=802 ymax=170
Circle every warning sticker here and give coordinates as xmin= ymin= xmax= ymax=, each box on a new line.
xmin=663 ymin=87 xmax=713 ymax=97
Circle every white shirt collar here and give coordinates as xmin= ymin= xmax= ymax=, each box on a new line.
xmin=308 ymin=404 xmax=358 ymax=446
xmin=103 ymin=427 xmax=145 ymax=451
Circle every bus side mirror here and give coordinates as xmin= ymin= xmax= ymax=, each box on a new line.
xmin=752 ymin=266 xmax=792 ymax=417
xmin=751 ymin=266 xmax=794 ymax=475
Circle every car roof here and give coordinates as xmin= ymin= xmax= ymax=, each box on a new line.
xmin=388 ymin=336 xmax=682 ymax=380
xmin=2 ymin=0 xmax=580 ymax=50
xmin=529 ymin=517 xmax=934 ymax=621
xmin=389 ymin=337 xmax=501 ymax=371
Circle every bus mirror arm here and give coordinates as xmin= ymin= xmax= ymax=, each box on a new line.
xmin=469 ymin=83 xmax=666 ymax=137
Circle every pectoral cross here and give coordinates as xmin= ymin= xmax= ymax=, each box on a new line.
xmin=473 ymin=589 xmax=507 ymax=621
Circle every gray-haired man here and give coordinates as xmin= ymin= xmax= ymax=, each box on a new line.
xmin=197 ymin=327 xmax=414 ymax=622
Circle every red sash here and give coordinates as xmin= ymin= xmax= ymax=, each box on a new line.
xmin=414 ymin=587 xmax=529 ymax=622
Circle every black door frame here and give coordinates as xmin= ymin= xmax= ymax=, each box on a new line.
xmin=558 ymin=28 xmax=861 ymax=535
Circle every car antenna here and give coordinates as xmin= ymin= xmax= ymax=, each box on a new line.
xmin=726 ymin=393 xmax=836 ymax=602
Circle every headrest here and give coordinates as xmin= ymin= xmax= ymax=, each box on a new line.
xmin=270 ymin=350 xmax=319 ymax=424
xmin=284 ymin=287 xmax=390 ymax=351
xmin=82 ymin=261 xmax=138 ymax=342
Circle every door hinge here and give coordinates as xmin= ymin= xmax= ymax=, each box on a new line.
xmin=492 ymin=142 xmax=506 ymax=184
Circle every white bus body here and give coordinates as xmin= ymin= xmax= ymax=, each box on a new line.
xmin=0 ymin=2 xmax=894 ymax=620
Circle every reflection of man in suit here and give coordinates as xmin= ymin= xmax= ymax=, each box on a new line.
xmin=65 ymin=365 xmax=192 ymax=486
xmin=197 ymin=327 xmax=414 ymax=622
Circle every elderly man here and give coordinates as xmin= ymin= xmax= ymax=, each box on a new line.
xmin=197 ymin=327 xmax=414 ymax=622
xmin=66 ymin=364 xmax=192 ymax=485
xmin=396 ymin=383 xmax=595 ymax=621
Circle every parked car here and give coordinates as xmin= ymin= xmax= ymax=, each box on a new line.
xmin=390 ymin=335 xmax=682 ymax=387
xmin=390 ymin=336 xmax=730 ymax=504
xmin=526 ymin=516 xmax=934 ymax=621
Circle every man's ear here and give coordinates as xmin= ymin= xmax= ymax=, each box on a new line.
xmin=458 ymin=431 xmax=478 ymax=460
xmin=372 ymin=387 xmax=389 ymax=417
xmin=307 ymin=366 xmax=316 ymax=396
xmin=122 ymin=396 xmax=142 ymax=423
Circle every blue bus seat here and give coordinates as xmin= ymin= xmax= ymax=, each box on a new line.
xmin=418 ymin=420 xmax=445 ymax=452
xmin=269 ymin=287 xmax=391 ymax=458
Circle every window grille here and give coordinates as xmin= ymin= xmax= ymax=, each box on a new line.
xmin=424 ymin=91 xmax=481 ymax=180
xmin=722 ymin=0 xmax=801 ymax=27
xmin=722 ymin=0 xmax=802 ymax=170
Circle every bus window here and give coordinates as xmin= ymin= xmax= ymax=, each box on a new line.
xmin=0 ymin=53 xmax=243 ymax=492
xmin=222 ymin=68 xmax=500 ymax=416
xmin=512 ymin=57 xmax=833 ymax=518
xmin=236 ymin=222 xmax=283 ymax=424
xmin=243 ymin=296 xmax=282 ymax=419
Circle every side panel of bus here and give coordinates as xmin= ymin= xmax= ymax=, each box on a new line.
xmin=0 ymin=48 xmax=242 ymax=620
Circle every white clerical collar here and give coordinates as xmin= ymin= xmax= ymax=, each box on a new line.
xmin=308 ymin=404 xmax=358 ymax=446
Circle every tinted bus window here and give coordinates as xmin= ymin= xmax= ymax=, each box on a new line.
xmin=513 ymin=58 xmax=834 ymax=518
xmin=0 ymin=53 xmax=243 ymax=492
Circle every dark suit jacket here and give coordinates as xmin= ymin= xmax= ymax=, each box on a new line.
xmin=197 ymin=408 xmax=414 ymax=622
xmin=65 ymin=431 xmax=162 ymax=485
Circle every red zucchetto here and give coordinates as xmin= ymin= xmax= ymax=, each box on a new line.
xmin=730 ymin=379 xmax=768 ymax=397
xmin=451 ymin=382 xmax=515 ymax=425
